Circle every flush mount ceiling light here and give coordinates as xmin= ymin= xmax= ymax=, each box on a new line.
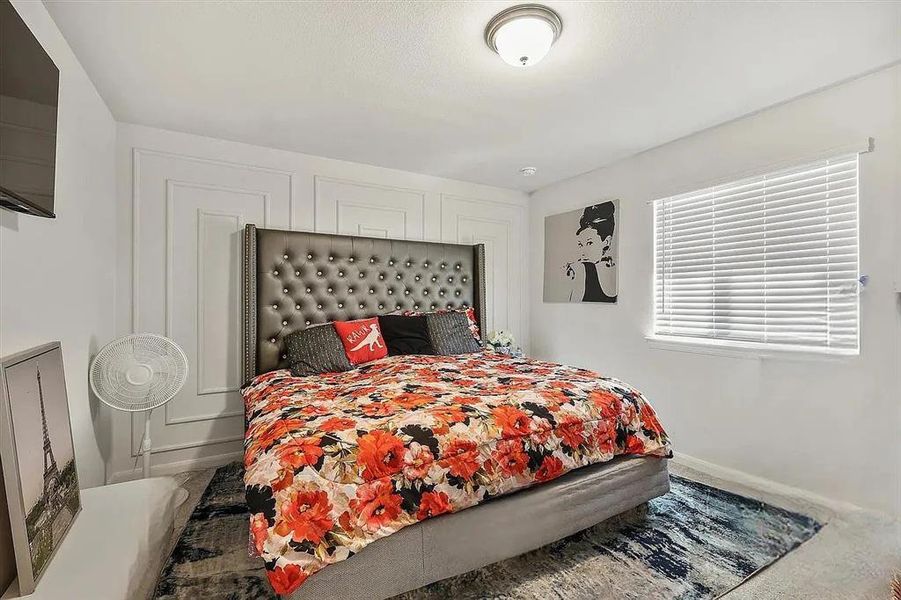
xmin=520 ymin=166 xmax=537 ymax=176
xmin=485 ymin=4 xmax=562 ymax=68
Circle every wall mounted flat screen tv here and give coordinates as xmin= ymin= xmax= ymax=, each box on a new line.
xmin=0 ymin=0 xmax=60 ymax=219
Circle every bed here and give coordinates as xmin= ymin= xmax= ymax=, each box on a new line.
xmin=241 ymin=225 xmax=671 ymax=599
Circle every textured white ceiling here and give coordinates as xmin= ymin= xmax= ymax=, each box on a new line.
xmin=43 ymin=1 xmax=901 ymax=191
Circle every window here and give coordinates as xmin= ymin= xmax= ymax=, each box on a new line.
xmin=653 ymin=153 xmax=859 ymax=354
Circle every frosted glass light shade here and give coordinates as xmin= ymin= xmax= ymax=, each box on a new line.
xmin=494 ymin=17 xmax=554 ymax=67
xmin=485 ymin=5 xmax=562 ymax=68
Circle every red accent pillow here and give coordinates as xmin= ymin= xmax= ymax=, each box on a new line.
xmin=461 ymin=307 xmax=480 ymax=340
xmin=333 ymin=318 xmax=388 ymax=365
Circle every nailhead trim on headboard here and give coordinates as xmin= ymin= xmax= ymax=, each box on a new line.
xmin=242 ymin=224 xmax=258 ymax=384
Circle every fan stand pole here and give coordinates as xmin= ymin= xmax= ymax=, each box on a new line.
xmin=142 ymin=409 xmax=153 ymax=479
xmin=140 ymin=408 xmax=190 ymax=507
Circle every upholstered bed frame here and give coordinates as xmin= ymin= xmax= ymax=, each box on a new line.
xmin=242 ymin=224 xmax=487 ymax=381
xmin=242 ymin=225 xmax=670 ymax=600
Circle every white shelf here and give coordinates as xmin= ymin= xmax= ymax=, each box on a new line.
xmin=2 ymin=477 xmax=177 ymax=600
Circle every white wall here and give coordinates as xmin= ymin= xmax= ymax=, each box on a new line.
xmin=110 ymin=123 xmax=530 ymax=481
xmin=0 ymin=1 xmax=117 ymax=489
xmin=529 ymin=65 xmax=901 ymax=515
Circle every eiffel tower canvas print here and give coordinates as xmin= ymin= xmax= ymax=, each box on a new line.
xmin=0 ymin=342 xmax=80 ymax=594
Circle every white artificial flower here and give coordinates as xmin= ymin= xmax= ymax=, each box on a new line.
xmin=487 ymin=330 xmax=515 ymax=348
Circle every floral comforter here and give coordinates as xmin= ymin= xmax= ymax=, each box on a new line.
xmin=242 ymin=353 xmax=671 ymax=595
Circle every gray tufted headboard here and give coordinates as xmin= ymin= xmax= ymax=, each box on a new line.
xmin=242 ymin=225 xmax=486 ymax=379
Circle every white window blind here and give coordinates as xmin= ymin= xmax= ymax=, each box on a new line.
xmin=653 ymin=153 xmax=859 ymax=354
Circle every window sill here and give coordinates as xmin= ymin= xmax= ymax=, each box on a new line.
xmin=645 ymin=335 xmax=858 ymax=361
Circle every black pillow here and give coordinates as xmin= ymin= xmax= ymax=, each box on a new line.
xmin=378 ymin=315 xmax=434 ymax=355
xmin=284 ymin=324 xmax=353 ymax=377
xmin=426 ymin=311 xmax=483 ymax=355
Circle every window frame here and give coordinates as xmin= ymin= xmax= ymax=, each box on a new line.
xmin=648 ymin=150 xmax=864 ymax=359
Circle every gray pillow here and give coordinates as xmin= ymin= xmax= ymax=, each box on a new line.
xmin=284 ymin=324 xmax=352 ymax=377
xmin=426 ymin=311 xmax=483 ymax=355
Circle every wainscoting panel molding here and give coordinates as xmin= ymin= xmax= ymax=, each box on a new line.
xmin=441 ymin=194 xmax=526 ymax=340
xmin=314 ymin=176 xmax=426 ymax=239
xmin=131 ymin=149 xmax=291 ymax=457
xmin=118 ymin=128 xmax=527 ymax=479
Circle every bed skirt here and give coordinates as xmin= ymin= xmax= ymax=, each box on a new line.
xmin=287 ymin=455 xmax=670 ymax=600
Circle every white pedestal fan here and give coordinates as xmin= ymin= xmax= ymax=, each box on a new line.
xmin=90 ymin=333 xmax=190 ymax=503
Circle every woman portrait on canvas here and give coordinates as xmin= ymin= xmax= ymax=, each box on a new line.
xmin=563 ymin=201 xmax=617 ymax=303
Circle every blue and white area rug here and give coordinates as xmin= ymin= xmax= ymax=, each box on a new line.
xmin=154 ymin=463 xmax=822 ymax=600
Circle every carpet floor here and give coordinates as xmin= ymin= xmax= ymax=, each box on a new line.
xmin=153 ymin=462 xmax=822 ymax=600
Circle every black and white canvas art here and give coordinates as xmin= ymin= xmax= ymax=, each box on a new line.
xmin=544 ymin=200 xmax=619 ymax=303
xmin=0 ymin=343 xmax=80 ymax=594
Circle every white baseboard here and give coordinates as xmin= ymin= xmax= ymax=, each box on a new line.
xmin=671 ymin=452 xmax=864 ymax=515
xmin=108 ymin=450 xmax=243 ymax=484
